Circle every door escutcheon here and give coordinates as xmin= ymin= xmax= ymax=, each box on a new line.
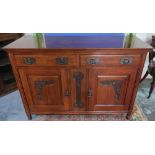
xmin=88 ymin=89 xmax=93 ymax=97
xmin=64 ymin=90 xmax=71 ymax=96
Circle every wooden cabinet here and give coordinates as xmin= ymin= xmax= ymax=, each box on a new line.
xmin=6 ymin=49 xmax=148 ymax=120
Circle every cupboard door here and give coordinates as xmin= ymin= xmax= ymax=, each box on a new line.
xmin=69 ymin=69 xmax=88 ymax=111
xmin=18 ymin=68 xmax=69 ymax=113
xmin=88 ymin=67 xmax=138 ymax=111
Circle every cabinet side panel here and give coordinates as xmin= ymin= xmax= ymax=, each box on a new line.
xmin=8 ymin=52 xmax=32 ymax=119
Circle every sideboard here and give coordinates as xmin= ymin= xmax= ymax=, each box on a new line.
xmin=4 ymin=34 xmax=151 ymax=120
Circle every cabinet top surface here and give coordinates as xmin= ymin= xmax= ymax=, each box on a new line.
xmin=4 ymin=33 xmax=152 ymax=50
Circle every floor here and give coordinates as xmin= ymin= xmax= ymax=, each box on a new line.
xmin=136 ymin=79 xmax=155 ymax=121
xmin=0 ymin=91 xmax=27 ymax=120
xmin=0 ymin=79 xmax=155 ymax=121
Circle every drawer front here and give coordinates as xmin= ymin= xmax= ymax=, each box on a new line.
xmin=14 ymin=55 xmax=78 ymax=67
xmin=80 ymin=55 xmax=141 ymax=66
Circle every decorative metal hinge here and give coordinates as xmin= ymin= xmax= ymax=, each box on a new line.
xmin=56 ymin=57 xmax=69 ymax=65
xmin=23 ymin=57 xmax=36 ymax=64
xmin=100 ymin=80 xmax=123 ymax=100
xmin=34 ymin=80 xmax=54 ymax=100
xmin=73 ymin=72 xmax=84 ymax=108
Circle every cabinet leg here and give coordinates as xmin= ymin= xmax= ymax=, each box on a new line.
xmin=148 ymin=77 xmax=155 ymax=98
xmin=126 ymin=112 xmax=132 ymax=120
xmin=27 ymin=114 xmax=32 ymax=120
xmin=25 ymin=112 xmax=32 ymax=120
xmin=23 ymin=106 xmax=32 ymax=120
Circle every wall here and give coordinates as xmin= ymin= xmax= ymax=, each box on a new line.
xmin=136 ymin=33 xmax=154 ymax=44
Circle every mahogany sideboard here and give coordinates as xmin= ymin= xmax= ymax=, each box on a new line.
xmin=4 ymin=34 xmax=151 ymax=120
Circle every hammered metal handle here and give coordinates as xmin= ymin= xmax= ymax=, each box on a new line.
xmin=56 ymin=57 xmax=69 ymax=65
xmin=120 ymin=57 xmax=133 ymax=65
xmin=23 ymin=57 xmax=36 ymax=65
xmin=87 ymin=58 xmax=100 ymax=64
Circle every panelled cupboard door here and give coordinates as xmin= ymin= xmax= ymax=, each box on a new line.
xmin=18 ymin=68 xmax=69 ymax=113
xmin=88 ymin=67 xmax=138 ymax=111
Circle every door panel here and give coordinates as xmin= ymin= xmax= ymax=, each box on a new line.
xmin=18 ymin=68 xmax=69 ymax=112
xmin=88 ymin=67 xmax=138 ymax=111
xmin=29 ymin=75 xmax=62 ymax=105
xmin=96 ymin=75 xmax=128 ymax=105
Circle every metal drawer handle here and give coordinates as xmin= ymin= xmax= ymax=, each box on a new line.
xmin=56 ymin=57 xmax=69 ymax=65
xmin=120 ymin=57 xmax=133 ymax=65
xmin=23 ymin=57 xmax=36 ymax=65
xmin=87 ymin=58 xmax=99 ymax=64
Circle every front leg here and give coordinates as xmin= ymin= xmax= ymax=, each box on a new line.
xmin=126 ymin=112 xmax=132 ymax=120
xmin=27 ymin=114 xmax=32 ymax=120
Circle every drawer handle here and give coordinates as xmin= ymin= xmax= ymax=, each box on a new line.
xmin=87 ymin=58 xmax=99 ymax=64
xmin=120 ymin=57 xmax=133 ymax=65
xmin=23 ymin=57 xmax=36 ymax=65
xmin=56 ymin=57 xmax=69 ymax=65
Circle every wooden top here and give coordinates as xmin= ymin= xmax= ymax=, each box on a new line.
xmin=4 ymin=33 xmax=152 ymax=50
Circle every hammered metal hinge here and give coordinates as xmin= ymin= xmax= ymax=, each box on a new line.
xmin=73 ymin=72 xmax=84 ymax=108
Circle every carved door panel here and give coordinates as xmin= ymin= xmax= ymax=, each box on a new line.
xmin=88 ymin=67 xmax=138 ymax=111
xmin=18 ymin=68 xmax=69 ymax=113
xmin=69 ymin=69 xmax=88 ymax=111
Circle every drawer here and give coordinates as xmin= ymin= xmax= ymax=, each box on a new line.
xmin=80 ymin=55 xmax=141 ymax=66
xmin=14 ymin=55 xmax=79 ymax=67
